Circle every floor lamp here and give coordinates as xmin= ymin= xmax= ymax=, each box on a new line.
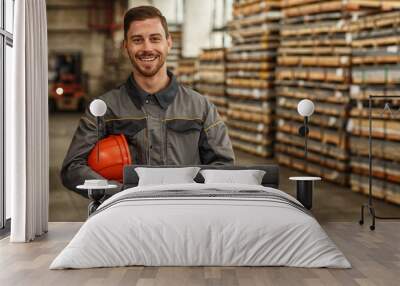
xmin=289 ymin=99 xmax=318 ymax=210
xmin=81 ymin=99 xmax=109 ymax=215
xmin=359 ymin=95 xmax=400 ymax=231
xmin=89 ymin=99 xmax=107 ymax=162
xmin=297 ymin=99 xmax=315 ymax=161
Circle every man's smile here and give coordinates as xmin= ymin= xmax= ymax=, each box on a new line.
xmin=137 ymin=54 xmax=159 ymax=63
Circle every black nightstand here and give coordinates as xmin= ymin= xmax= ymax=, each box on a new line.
xmin=289 ymin=176 xmax=321 ymax=210
xmin=77 ymin=184 xmax=117 ymax=216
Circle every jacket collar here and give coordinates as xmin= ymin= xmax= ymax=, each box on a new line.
xmin=125 ymin=70 xmax=178 ymax=110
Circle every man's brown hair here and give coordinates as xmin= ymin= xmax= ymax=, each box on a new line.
xmin=124 ymin=6 xmax=169 ymax=39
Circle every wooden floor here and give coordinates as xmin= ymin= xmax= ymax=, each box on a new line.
xmin=1 ymin=221 xmax=399 ymax=286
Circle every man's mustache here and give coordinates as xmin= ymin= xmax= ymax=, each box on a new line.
xmin=135 ymin=51 xmax=159 ymax=58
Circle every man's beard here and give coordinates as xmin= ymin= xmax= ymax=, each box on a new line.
xmin=128 ymin=51 xmax=166 ymax=77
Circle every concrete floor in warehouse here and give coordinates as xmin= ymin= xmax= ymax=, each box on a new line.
xmin=49 ymin=112 xmax=400 ymax=223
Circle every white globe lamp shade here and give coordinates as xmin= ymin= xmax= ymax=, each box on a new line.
xmin=89 ymin=99 xmax=107 ymax=117
xmin=297 ymin=99 xmax=315 ymax=117
xmin=56 ymin=87 xmax=64 ymax=95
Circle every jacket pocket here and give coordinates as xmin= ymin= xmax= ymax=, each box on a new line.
xmin=105 ymin=118 xmax=147 ymax=164
xmin=165 ymin=119 xmax=203 ymax=165
xmin=105 ymin=118 xmax=146 ymax=137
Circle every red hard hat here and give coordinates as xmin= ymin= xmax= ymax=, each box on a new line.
xmin=88 ymin=134 xmax=132 ymax=182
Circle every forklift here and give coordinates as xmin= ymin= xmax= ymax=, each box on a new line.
xmin=48 ymin=52 xmax=88 ymax=112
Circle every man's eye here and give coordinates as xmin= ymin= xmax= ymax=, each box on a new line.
xmin=151 ymin=37 xmax=161 ymax=42
xmin=132 ymin=38 xmax=142 ymax=44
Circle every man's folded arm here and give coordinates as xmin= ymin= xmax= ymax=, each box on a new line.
xmin=60 ymin=109 xmax=122 ymax=198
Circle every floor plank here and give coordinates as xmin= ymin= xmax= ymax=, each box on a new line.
xmin=1 ymin=222 xmax=399 ymax=286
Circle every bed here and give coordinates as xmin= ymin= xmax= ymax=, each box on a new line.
xmin=50 ymin=165 xmax=351 ymax=269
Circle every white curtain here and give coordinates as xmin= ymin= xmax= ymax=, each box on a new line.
xmin=7 ymin=0 xmax=49 ymax=242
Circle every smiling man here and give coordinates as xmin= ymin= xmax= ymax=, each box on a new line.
xmin=61 ymin=6 xmax=235 ymax=197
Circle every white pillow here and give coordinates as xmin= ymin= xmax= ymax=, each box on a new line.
xmin=135 ymin=167 xmax=201 ymax=186
xmin=200 ymin=169 xmax=266 ymax=185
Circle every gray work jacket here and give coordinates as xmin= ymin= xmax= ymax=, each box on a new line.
xmin=61 ymin=72 xmax=235 ymax=197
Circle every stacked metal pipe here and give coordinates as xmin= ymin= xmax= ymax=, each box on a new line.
xmin=196 ymin=48 xmax=228 ymax=121
xmin=167 ymin=24 xmax=182 ymax=74
xmin=176 ymin=57 xmax=198 ymax=89
xmin=347 ymin=9 xmax=400 ymax=204
xmin=275 ymin=0 xmax=353 ymax=185
xmin=226 ymin=0 xmax=281 ymax=157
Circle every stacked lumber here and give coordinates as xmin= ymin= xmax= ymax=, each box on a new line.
xmin=275 ymin=0 xmax=353 ymax=185
xmin=167 ymin=24 xmax=182 ymax=74
xmin=196 ymin=48 xmax=228 ymax=121
xmin=281 ymin=0 xmax=400 ymax=16
xmin=226 ymin=0 xmax=281 ymax=157
xmin=347 ymin=10 xmax=400 ymax=205
xmin=176 ymin=57 xmax=197 ymax=89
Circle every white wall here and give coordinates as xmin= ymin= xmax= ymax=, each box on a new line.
xmin=209 ymin=0 xmax=233 ymax=48
xmin=182 ymin=0 xmax=213 ymax=57
xmin=128 ymin=0 xmax=183 ymax=23
xmin=128 ymin=0 xmax=151 ymax=7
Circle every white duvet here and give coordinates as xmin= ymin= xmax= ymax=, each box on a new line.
xmin=50 ymin=183 xmax=351 ymax=269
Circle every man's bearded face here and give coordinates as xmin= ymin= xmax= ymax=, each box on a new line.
xmin=124 ymin=18 xmax=172 ymax=77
